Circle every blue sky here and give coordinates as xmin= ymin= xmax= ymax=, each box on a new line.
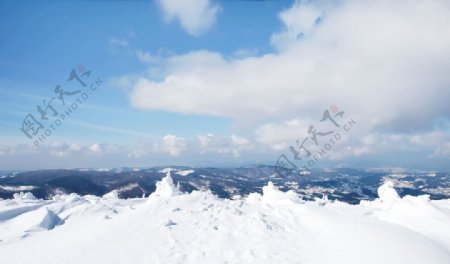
xmin=1 ymin=0 xmax=449 ymax=170
xmin=0 ymin=0 xmax=283 ymax=141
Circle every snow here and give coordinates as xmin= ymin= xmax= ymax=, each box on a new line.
xmin=13 ymin=192 xmax=36 ymax=200
xmin=149 ymin=170 xmax=181 ymax=199
xmin=298 ymin=170 xmax=311 ymax=175
xmin=0 ymin=172 xmax=449 ymax=263
xmin=102 ymin=190 xmax=119 ymax=199
xmin=158 ymin=168 xmax=195 ymax=176
xmin=0 ymin=185 xmax=36 ymax=191
xmin=158 ymin=167 xmax=173 ymax=173
xmin=377 ymin=180 xmax=400 ymax=202
xmin=175 ymin=169 xmax=195 ymax=176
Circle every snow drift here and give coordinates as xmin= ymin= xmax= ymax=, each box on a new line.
xmin=0 ymin=171 xmax=449 ymax=264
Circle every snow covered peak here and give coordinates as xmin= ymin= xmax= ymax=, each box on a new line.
xmin=378 ymin=180 xmax=400 ymax=202
xmin=149 ymin=170 xmax=181 ymax=199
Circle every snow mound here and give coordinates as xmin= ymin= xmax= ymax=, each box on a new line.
xmin=258 ymin=181 xmax=301 ymax=204
xmin=103 ymin=190 xmax=119 ymax=199
xmin=377 ymin=180 xmax=400 ymax=202
xmin=13 ymin=192 xmax=36 ymax=200
xmin=0 ymin=207 xmax=63 ymax=241
xmin=34 ymin=208 xmax=64 ymax=230
xmin=149 ymin=170 xmax=180 ymax=199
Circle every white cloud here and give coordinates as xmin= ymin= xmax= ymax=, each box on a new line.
xmin=198 ymin=133 xmax=214 ymax=147
xmin=255 ymin=119 xmax=312 ymax=151
xmin=69 ymin=144 xmax=81 ymax=152
xmin=231 ymin=134 xmax=250 ymax=146
xmin=135 ymin=50 xmax=158 ymax=64
xmin=7 ymin=0 xmax=450 ymax=168
xmin=130 ymin=0 xmax=450 ymax=133
xmin=432 ymin=142 xmax=450 ymax=159
xmin=125 ymin=133 xmax=252 ymax=158
xmin=1 ymin=126 xmax=448 ymax=169
xmin=232 ymin=48 xmax=258 ymax=58
xmin=161 ymin=134 xmax=187 ymax=156
xmin=108 ymin=37 xmax=129 ymax=53
xmin=156 ymin=0 xmax=221 ymax=36
xmin=67 ymin=120 xmax=149 ymax=138
xmin=408 ymin=131 xmax=449 ymax=146
xmin=196 ymin=133 xmax=252 ymax=157
xmin=271 ymin=1 xmax=322 ymax=50
xmin=89 ymin=143 xmax=102 ymax=153
xmin=327 ymin=146 xmax=373 ymax=160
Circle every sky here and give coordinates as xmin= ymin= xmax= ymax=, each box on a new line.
xmin=0 ymin=0 xmax=449 ymax=170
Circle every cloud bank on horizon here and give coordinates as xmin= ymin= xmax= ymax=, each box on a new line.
xmin=0 ymin=0 xmax=449 ymax=170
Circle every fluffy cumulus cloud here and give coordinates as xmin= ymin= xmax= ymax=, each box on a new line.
xmin=156 ymin=0 xmax=221 ymax=36
xmin=127 ymin=135 xmax=188 ymax=157
xmin=132 ymin=0 xmax=450 ymax=132
xmin=196 ymin=133 xmax=252 ymax=158
xmin=89 ymin=143 xmax=102 ymax=154
xmin=125 ymin=0 xmax=450 ymax=165
xmin=270 ymin=0 xmax=323 ymax=50
xmin=160 ymin=134 xmax=188 ymax=156
xmin=124 ymin=133 xmax=253 ymax=161
xmin=255 ymin=119 xmax=313 ymax=151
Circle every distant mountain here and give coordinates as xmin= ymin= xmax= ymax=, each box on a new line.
xmin=0 ymin=166 xmax=449 ymax=203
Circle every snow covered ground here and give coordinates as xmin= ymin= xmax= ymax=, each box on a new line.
xmin=0 ymin=172 xmax=449 ymax=264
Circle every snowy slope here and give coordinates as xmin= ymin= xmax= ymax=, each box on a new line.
xmin=0 ymin=172 xmax=449 ymax=264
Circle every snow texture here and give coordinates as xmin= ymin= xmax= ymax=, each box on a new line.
xmin=0 ymin=173 xmax=449 ymax=263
